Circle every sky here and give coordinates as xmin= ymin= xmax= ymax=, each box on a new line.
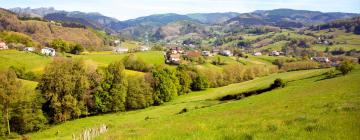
xmin=1 ymin=0 xmax=359 ymax=20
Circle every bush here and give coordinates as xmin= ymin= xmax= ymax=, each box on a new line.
xmin=336 ymin=60 xmax=355 ymax=75
xmin=122 ymin=54 xmax=152 ymax=72
xmin=325 ymin=69 xmax=337 ymax=78
xmin=9 ymin=66 xmax=38 ymax=81
xmin=270 ymin=78 xmax=286 ymax=89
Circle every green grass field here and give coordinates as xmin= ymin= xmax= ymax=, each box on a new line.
xmin=0 ymin=50 xmax=51 ymax=73
xmin=73 ymin=51 xmax=164 ymax=68
xmin=26 ymin=66 xmax=360 ymax=140
xmin=0 ymin=50 xmax=164 ymax=76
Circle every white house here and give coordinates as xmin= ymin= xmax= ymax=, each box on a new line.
xmin=41 ymin=47 xmax=56 ymax=56
xmin=114 ymin=40 xmax=121 ymax=44
xmin=253 ymin=52 xmax=262 ymax=56
xmin=270 ymin=51 xmax=280 ymax=56
xmin=114 ymin=47 xmax=128 ymax=53
xmin=0 ymin=41 xmax=8 ymax=50
xmin=139 ymin=46 xmax=150 ymax=51
xmin=24 ymin=47 xmax=35 ymax=52
xmin=220 ymin=50 xmax=232 ymax=56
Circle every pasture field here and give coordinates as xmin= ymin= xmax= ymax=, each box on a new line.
xmin=27 ymin=66 xmax=360 ymax=140
xmin=0 ymin=50 xmax=163 ymax=75
xmin=0 ymin=50 xmax=51 ymax=73
xmin=73 ymin=51 xmax=165 ymax=67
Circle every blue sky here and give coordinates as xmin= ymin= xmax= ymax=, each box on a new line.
xmin=1 ymin=0 xmax=359 ymax=20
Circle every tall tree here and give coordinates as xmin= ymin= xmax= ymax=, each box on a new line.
xmin=151 ymin=67 xmax=179 ymax=105
xmin=0 ymin=69 xmax=22 ymax=135
xmin=176 ymin=65 xmax=192 ymax=95
xmin=38 ymin=58 xmax=89 ymax=123
xmin=94 ymin=61 xmax=128 ymax=113
xmin=126 ymin=76 xmax=154 ymax=109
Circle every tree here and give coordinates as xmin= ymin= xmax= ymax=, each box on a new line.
xmin=191 ymin=72 xmax=209 ymax=91
xmin=336 ymin=60 xmax=355 ymax=75
xmin=10 ymin=93 xmax=46 ymax=134
xmin=50 ymin=39 xmax=70 ymax=52
xmin=94 ymin=61 xmax=128 ymax=113
xmin=38 ymin=58 xmax=89 ymax=123
xmin=71 ymin=44 xmax=85 ymax=55
xmin=126 ymin=76 xmax=154 ymax=109
xmin=151 ymin=67 xmax=179 ymax=105
xmin=270 ymin=78 xmax=286 ymax=89
xmin=0 ymin=69 xmax=22 ymax=135
xmin=176 ymin=65 xmax=192 ymax=95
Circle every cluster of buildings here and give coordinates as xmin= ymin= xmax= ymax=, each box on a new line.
xmin=164 ymin=46 xmax=235 ymax=65
xmin=1 ymin=41 xmax=56 ymax=56
xmin=165 ymin=47 xmax=182 ymax=64
xmin=311 ymin=56 xmax=359 ymax=66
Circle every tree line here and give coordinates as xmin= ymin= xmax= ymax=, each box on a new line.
xmin=0 ymin=56 xmax=280 ymax=137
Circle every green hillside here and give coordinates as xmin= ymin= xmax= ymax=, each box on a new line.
xmin=27 ymin=66 xmax=360 ymax=139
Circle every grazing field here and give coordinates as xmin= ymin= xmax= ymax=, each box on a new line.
xmin=73 ymin=51 xmax=165 ymax=67
xmin=0 ymin=50 xmax=51 ymax=73
xmin=0 ymin=50 xmax=163 ymax=75
xmin=27 ymin=66 xmax=360 ymax=140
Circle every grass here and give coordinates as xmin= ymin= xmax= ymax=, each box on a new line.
xmin=0 ymin=50 xmax=162 ymax=77
xmin=256 ymin=41 xmax=288 ymax=51
xmin=73 ymin=51 xmax=164 ymax=68
xmin=27 ymin=66 xmax=360 ymax=140
xmin=0 ymin=50 xmax=51 ymax=73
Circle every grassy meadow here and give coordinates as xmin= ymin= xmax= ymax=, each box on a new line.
xmin=26 ymin=66 xmax=360 ymax=140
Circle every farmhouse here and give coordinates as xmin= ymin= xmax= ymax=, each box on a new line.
xmin=139 ymin=46 xmax=150 ymax=51
xmin=165 ymin=53 xmax=181 ymax=64
xmin=169 ymin=47 xmax=183 ymax=54
xmin=114 ymin=47 xmax=128 ymax=53
xmin=24 ymin=47 xmax=35 ymax=52
xmin=270 ymin=51 xmax=280 ymax=56
xmin=253 ymin=52 xmax=262 ymax=56
xmin=311 ymin=57 xmax=330 ymax=63
xmin=41 ymin=47 xmax=56 ymax=56
xmin=220 ymin=50 xmax=232 ymax=56
xmin=0 ymin=41 xmax=8 ymax=50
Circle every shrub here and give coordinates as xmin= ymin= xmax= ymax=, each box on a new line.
xmin=270 ymin=78 xmax=286 ymax=89
xmin=122 ymin=54 xmax=152 ymax=72
xmin=325 ymin=69 xmax=337 ymax=79
xmin=9 ymin=66 xmax=38 ymax=81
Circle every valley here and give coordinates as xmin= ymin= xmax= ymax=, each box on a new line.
xmin=0 ymin=3 xmax=359 ymax=140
